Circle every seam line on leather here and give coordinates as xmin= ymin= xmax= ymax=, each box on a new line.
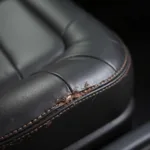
xmin=0 ymin=47 xmax=129 ymax=146
xmin=0 ymin=41 xmax=23 ymax=80
xmin=58 ymin=54 xmax=116 ymax=71
xmin=61 ymin=20 xmax=76 ymax=38
xmin=47 ymin=72 xmax=73 ymax=93
xmin=0 ymin=49 xmax=131 ymax=149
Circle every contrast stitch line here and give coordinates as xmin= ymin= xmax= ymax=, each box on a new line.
xmin=0 ymin=47 xmax=129 ymax=143
xmin=0 ymin=53 xmax=131 ymax=149
xmin=51 ymin=56 xmax=131 ymax=122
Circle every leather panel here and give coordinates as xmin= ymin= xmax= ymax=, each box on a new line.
xmin=43 ymin=57 xmax=115 ymax=91
xmin=22 ymin=0 xmax=125 ymax=70
xmin=0 ymin=49 xmax=19 ymax=96
xmin=0 ymin=72 xmax=71 ymax=137
xmin=0 ymin=0 xmax=65 ymax=77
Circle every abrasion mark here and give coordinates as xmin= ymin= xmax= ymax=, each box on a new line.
xmin=53 ymin=82 xmax=98 ymax=109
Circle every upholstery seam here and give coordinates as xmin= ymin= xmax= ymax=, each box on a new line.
xmin=57 ymin=54 xmax=117 ymax=71
xmin=0 ymin=47 xmax=129 ymax=143
xmin=0 ymin=53 xmax=131 ymax=149
xmin=61 ymin=20 xmax=76 ymax=37
xmin=49 ymin=72 xmax=73 ymax=93
xmin=0 ymin=41 xmax=23 ymax=80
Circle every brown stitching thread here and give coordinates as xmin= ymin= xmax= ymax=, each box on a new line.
xmin=0 ymin=55 xmax=131 ymax=149
xmin=0 ymin=49 xmax=129 ymax=142
xmin=51 ymin=58 xmax=131 ymax=122
xmin=0 ymin=120 xmax=52 ymax=149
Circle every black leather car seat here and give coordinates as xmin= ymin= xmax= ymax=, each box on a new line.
xmin=0 ymin=0 xmax=133 ymax=149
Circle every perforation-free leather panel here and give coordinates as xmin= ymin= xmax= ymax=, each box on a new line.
xmin=0 ymin=0 xmax=64 ymax=78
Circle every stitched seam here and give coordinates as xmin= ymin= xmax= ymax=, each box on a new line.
xmin=0 ymin=55 xmax=131 ymax=149
xmin=0 ymin=47 xmax=129 ymax=142
xmin=51 ymin=56 xmax=131 ymax=122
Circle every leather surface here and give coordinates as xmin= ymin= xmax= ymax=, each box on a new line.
xmin=0 ymin=0 xmax=133 ymax=149
xmin=0 ymin=50 xmax=19 ymax=97
xmin=0 ymin=0 xmax=64 ymax=78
